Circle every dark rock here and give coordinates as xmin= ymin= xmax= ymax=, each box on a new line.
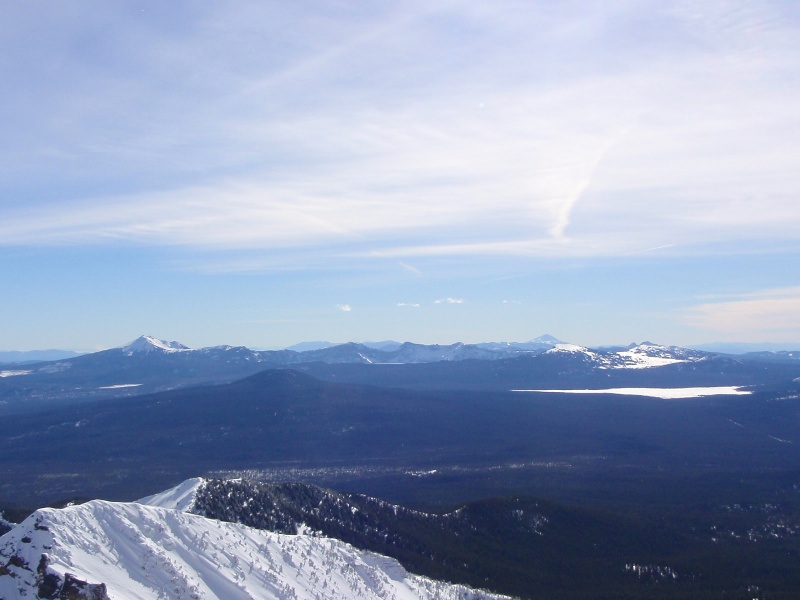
xmin=35 ymin=554 xmax=110 ymax=599
xmin=37 ymin=555 xmax=60 ymax=599
xmin=61 ymin=573 xmax=109 ymax=600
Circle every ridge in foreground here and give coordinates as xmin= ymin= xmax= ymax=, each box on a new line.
xmin=0 ymin=498 xmax=512 ymax=600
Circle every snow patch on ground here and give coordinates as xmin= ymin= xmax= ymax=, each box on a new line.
xmin=0 ymin=370 xmax=31 ymax=377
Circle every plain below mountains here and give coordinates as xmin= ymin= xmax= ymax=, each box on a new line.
xmin=2 ymin=367 xmax=800 ymax=509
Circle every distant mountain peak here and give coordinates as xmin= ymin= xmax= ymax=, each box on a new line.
xmin=284 ymin=340 xmax=338 ymax=352
xmin=120 ymin=335 xmax=190 ymax=355
xmin=361 ymin=340 xmax=403 ymax=351
xmin=530 ymin=334 xmax=564 ymax=344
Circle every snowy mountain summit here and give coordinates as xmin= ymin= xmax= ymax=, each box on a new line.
xmin=0 ymin=493 xmax=512 ymax=600
xmin=544 ymin=342 xmax=707 ymax=369
xmin=120 ymin=335 xmax=190 ymax=355
xmin=614 ymin=342 xmax=706 ymax=368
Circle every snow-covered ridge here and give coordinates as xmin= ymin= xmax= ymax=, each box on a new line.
xmin=0 ymin=499 xmax=512 ymax=600
xmin=138 ymin=478 xmax=442 ymax=530
xmin=613 ymin=343 xmax=692 ymax=369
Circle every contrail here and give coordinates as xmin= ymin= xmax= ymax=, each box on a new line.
xmin=620 ymin=244 xmax=675 ymax=256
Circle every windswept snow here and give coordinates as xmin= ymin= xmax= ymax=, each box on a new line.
xmin=512 ymin=386 xmax=751 ymax=399
xmin=0 ymin=499 xmax=512 ymax=600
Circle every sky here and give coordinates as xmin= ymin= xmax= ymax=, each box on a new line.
xmin=2 ymin=0 xmax=800 ymax=351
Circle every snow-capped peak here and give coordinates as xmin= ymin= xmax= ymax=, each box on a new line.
xmin=0 ymin=499 xmax=512 ymax=600
xmin=540 ymin=342 xmax=705 ymax=370
xmin=137 ymin=477 xmax=206 ymax=511
xmin=611 ymin=342 xmax=704 ymax=368
xmin=529 ymin=334 xmax=564 ymax=344
xmin=120 ymin=335 xmax=190 ymax=355
xmin=612 ymin=346 xmax=686 ymax=368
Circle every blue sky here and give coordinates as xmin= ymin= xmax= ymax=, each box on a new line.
xmin=2 ymin=0 xmax=800 ymax=351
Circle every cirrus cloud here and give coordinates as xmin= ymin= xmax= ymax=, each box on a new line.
xmin=0 ymin=0 xmax=798 ymax=268
xmin=683 ymin=287 xmax=800 ymax=342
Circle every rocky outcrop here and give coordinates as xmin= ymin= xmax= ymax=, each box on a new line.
xmin=36 ymin=554 xmax=109 ymax=600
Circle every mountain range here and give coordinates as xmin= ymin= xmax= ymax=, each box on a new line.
xmin=3 ymin=334 xmax=800 ymax=414
xmin=0 ymin=334 xmax=560 ymax=413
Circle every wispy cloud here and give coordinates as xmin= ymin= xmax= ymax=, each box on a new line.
xmin=397 ymin=303 xmax=421 ymax=308
xmin=683 ymin=286 xmax=800 ymax=342
xmin=1 ymin=1 xmax=798 ymax=269
xmin=434 ymin=298 xmax=465 ymax=305
xmin=336 ymin=304 xmax=352 ymax=312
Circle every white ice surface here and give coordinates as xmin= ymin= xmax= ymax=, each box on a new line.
xmin=512 ymin=386 xmax=751 ymax=398
xmin=99 ymin=383 xmax=143 ymax=389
